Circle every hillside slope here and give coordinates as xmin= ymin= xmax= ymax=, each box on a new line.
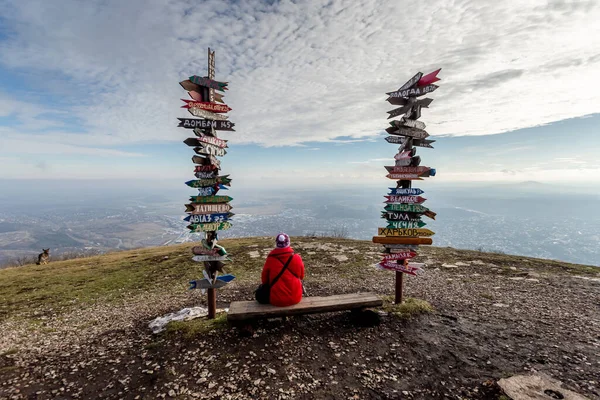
xmin=0 ymin=237 xmax=599 ymax=399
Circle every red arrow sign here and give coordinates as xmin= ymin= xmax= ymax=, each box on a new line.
xmin=386 ymin=173 xmax=422 ymax=180
xmin=417 ymin=68 xmax=441 ymax=86
xmin=377 ymin=261 xmax=423 ymax=275
xmin=181 ymin=99 xmax=231 ymax=113
xmin=382 ymin=251 xmax=417 ymax=261
xmin=385 ymin=195 xmax=426 ymax=204
xmin=385 ymin=166 xmax=431 ymax=174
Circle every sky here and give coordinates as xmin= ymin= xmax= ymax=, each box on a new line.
xmin=1 ymin=0 xmax=600 ymax=188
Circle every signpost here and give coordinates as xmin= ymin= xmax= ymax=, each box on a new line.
xmin=373 ymin=69 xmax=441 ymax=304
xmin=177 ymin=48 xmax=235 ymax=319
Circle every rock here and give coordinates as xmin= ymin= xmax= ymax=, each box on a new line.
xmin=498 ymin=373 xmax=590 ymax=399
xmin=332 ymin=255 xmax=349 ymax=262
xmin=442 ymin=264 xmax=458 ymax=269
xmin=493 ymin=303 xmax=509 ymax=308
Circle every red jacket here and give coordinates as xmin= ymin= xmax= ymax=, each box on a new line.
xmin=261 ymin=247 xmax=305 ymax=307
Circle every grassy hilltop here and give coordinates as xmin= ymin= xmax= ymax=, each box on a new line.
xmin=0 ymin=237 xmax=599 ymax=399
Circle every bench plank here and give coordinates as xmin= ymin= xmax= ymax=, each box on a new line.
xmin=227 ymin=292 xmax=382 ymax=322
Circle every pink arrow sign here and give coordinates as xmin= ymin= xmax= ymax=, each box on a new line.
xmin=417 ymin=68 xmax=441 ymax=86
xmin=181 ymin=99 xmax=231 ymax=113
xmin=385 ymin=195 xmax=426 ymax=204
xmin=382 ymin=251 xmax=417 ymax=261
xmin=394 ymin=149 xmax=416 ymax=160
xmin=377 ymin=262 xmax=423 ymax=275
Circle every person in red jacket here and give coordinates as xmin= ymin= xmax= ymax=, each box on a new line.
xmin=261 ymin=233 xmax=305 ymax=307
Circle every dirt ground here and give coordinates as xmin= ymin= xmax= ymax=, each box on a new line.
xmin=1 ymin=239 xmax=599 ymax=399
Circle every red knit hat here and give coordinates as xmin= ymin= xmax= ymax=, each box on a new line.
xmin=275 ymin=233 xmax=290 ymax=248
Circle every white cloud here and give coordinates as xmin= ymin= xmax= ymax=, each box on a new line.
xmin=0 ymin=0 xmax=599 ymax=152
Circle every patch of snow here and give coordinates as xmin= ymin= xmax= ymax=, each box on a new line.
xmin=148 ymin=307 xmax=208 ymax=334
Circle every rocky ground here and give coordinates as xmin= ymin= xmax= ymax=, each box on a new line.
xmin=0 ymin=237 xmax=599 ymax=399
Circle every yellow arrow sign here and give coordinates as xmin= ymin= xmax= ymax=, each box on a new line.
xmin=377 ymin=228 xmax=435 ymax=237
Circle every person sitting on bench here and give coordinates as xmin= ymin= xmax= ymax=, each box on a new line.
xmin=260 ymin=233 xmax=305 ymax=307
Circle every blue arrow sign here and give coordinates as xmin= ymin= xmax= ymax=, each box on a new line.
xmin=184 ymin=213 xmax=232 ymax=224
xmin=388 ymin=187 xmax=424 ymax=196
xmin=216 ymin=274 xmax=236 ymax=283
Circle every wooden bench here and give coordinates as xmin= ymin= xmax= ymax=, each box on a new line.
xmin=227 ymin=292 xmax=382 ymax=325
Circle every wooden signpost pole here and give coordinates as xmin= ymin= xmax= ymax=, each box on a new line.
xmin=206 ymin=48 xmax=217 ymax=320
xmin=373 ymin=69 xmax=441 ymax=304
xmin=178 ymin=48 xmax=236 ymax=320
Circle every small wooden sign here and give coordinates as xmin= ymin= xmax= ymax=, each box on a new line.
xmin=386 ymin=173 xmax=422 ymax=180
xmin=194 ymin=164 xmax=219 ymax=172
xmin=189 ymin=278 xmax=230 ymax=290
xmin=177 ymin=118 xmax=235 ymax=131
xmin=385 ymin=203 xmax=435 ymax=215
xmin=385 ymin=166 xmax=431 ymax=174
xmin=382 ymin=251 xmax=417 ymax=261
xmin=192 ymin=255 xmax=230 ymax=262
xmin=381 ymin=211 xmax=423 ymax=221
xmin=193 ymin=132 xmax=228 ymax=148
xmin=188 ymin=195 xmax=233 ymax=204
xmin=397 ymin=72 xmax=423 ymax=91
xmin=188 ymin=75 xmax=228 ymax=91
xmin=186 ymin=203 xmax=233 ymax=215
xmin=387 ymin=126 xmax=430 ymax=138
xmin=181 ymin=99 xmax=231 ymax=113
xmin=378 ymin=227 xmax=435 ymax=237
xmin=385 ymin=195 xmax=426 ymax=204
xmin=395 ymin=156 xmax=420 ymax=167
xmin=394 ymin=148 xmax=415 ymax=160
xmin=377 ymin=261 xmax=424 ymax=275
xmin=417 ymin=68 xmax=441 ymax=86
xmin=194 ymin=170 xmax=218 ymax=179
xmin=386 ymin=220 xmax=426 ymax=229
xmin=185 ymin=212 xmax=232 ymax=224
xmin=373 ymin=236 xmax=433 ymax=245
xmin=386 ymin=84 xmax=438 ymax=99
xmin=390 ymin=118 xmax=426 ymax=130
xmin=192 ymin=155 xmax=221 ymax=169
xmin=388 ymin=187 xmax=424 ymax=196
xmin=188 ymin=107 xmax=229 ymax=120
xmin=194 ymin=145 xmax=227 ymax=157
xmin=187 ymin=221 xmax=232 ymax=232
xmin=195 ymin=186 xmax=222 ymax=196
xmin=185 ymin=176 xmax=231 ymax=188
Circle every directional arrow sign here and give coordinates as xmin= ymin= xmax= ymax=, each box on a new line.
xmin=180 ymin=79 xmax=203 ymax=92
xmin=378 ymin=227 xmax=435 ymax=237
xmin=412 ymin=139 xmax=435 ymax=149
xmin=377 ymin=262 xmax=424 ymax=275
xmin=194 ymin=145 xmax=227 ymax=157
xmin=395 ymin=156 xmax=421 ymax=167
xmin=385 ymin=195 xmax=426 ymax=204
xmin=382 ymin=251 xmax=418 ymax=261
xmin=397 ymin=72 xmax=423 ymax=91
xmin=373 ymin=236 xmax=433 ymax=245
xmin=417 ymin=68 xmax=441 ymax=86
xmin=193 ymin=132 xmax=228 ymax=148
xmin=186 ymin=88 xmax=224 ymax=104
xmin=185 ymin=212 xmax=233 ymax=223
xmin=394 ymin=149 xmax=415 ymax=160
xmin=381 ymin=211 xmax=423 ymax=221
xmin=187 ymin=221 xmax=232 ymax=232
xmin=188 ymin=196 xmax=233 ymax=204
xmin=388 ymin=187 xmax=424 ymax=196
xmin=385 ymin=166 xmax=431 ymax=174
xmin=385 ymin=205 xmax=437 ymax=219
xmin=387 ymin=104 xmax=413 ymax=118
xmin=192 ymin=155 xmax=220 ymax=169
xmin=386 ymin=84 xmax=438 ymax=99
xmin=386 ymin=220 xmax=426 ymax=229
xmin=386 ymin=173 xmax=422 ymax=180
xmin=186 ymin=203 xmax=233 ymax=215
xmin=194 ymin=164 xmax=219 ymax=173
xmin=188 ymin=75 xmax=228 ymax=91
xmin=195 ymin=185 xmax=227 ymax=196
xmin=388 ymin=95 xmax=433 ymax=107
xmin=189 ymin=278 xmax=229 ymax=290
xmin=387 ymin=126 xmax=429 ymax=138
xmin=185 ymin=176 xmax=231 ymax=188
xmin=194 ymin=170 xmax=218 ymax=179
xmin=192 ymin=255 xmax=231 ymax=262
xmin=177 ymin=118 xmax=235 ymax=131
xmin=188 ymin=107 xmax=229 ymax=120
xmin=181 ymin=99 xmax=231 ymax=113
xmin=192 ymin=245 xmax=226 ymax=256
xmin=390 ymin=118 xmax=426 ymax=130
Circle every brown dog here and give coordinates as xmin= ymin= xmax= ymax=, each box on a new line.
xmin=36 ymin=249 xmax=50 ymax=265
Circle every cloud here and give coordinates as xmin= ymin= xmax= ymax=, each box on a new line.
xmin=0 ymin=0 xmax=599 ymax=152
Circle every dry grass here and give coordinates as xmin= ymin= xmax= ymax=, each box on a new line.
xmin=381 ymin=296 xmax=434 ymax=319
xmin=165 ymin=313 xmax=229 ymax=338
